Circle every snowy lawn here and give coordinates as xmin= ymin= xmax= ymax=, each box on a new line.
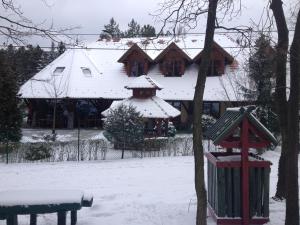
xmin=0 ymin=150 xmax=297 ymax=225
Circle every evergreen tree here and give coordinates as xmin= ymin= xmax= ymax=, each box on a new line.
xmin=243 ymin=34 xmax=279 ymax=134
xmin=140 ymin=24 xmax=156 ymax=37
xmin=103 ymin=17 xmax=122 ymax=38
xmin=125 ymin=19 xmax=140 ymax=37
xmin=57 ymin=42 xmax=66 ymax=55
xmin=103 ymin=104 xmax=144 ymax=158
xmin=0 ymin=51 xmax=22 ymax=163
xmin=248 ymin=34 xmax=274 ymax=107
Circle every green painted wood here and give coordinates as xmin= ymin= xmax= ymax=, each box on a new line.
xmin=6 ymin=215 xmax=17 ymax=225
xmin=233 ymin=168 xmax=241 ymax=217
xmin=30 ymin=214 xmax=37 ymax=225
xmin=212 ymin=164 xmax=216 ymax=211
xmin=249 ymin=168 xmax=256 ymax=217
xmin=263 ymin=167 xmax=270 ymax=217
xmin=57 ymin=211 xmax=66 ymax=225
xmin=226 ymin=168 xmax=233 ymax=217
xmin=256 ymin=168 xmax=262 ymax=217
xmin=217 ymin=168 xmax=226 ymax=217
xmin=71 ymin=210 xmax=77 ymax=225
xmin=0 ymin=203 xmax=81 ymax=215
xmin=208 ymin=162 xmax=212 ymax=205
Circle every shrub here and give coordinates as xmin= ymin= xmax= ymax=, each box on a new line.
xmin=25 ymin=143 xmax=51 ymax=161
xmin=104 ymin=104 xmax=144 ymax=152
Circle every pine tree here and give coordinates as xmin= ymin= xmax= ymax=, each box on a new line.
xmin=125 ymin=19 xmax=140 ymax=37
xmin=103 ymin=17 xmax=122 ymax=38
xmin=0 ymin=51 xmax=22 ymax=163
xmin=248 ymin=34 xmax=274 ymax=107
xmin=245 ymin=34 xmax=279 ymax=133
xmin=57 ymin=42 xmax=66 ymax=55
xmin=103 ymin=104 xmax=144 ymax=158
xmin=140 ymin=25 xmax=156 ymax=37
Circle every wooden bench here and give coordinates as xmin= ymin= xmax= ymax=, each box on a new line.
xmin=0 ymin=190 xmax=93 ymax=225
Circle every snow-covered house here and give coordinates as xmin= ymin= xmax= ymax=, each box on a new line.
xmin=102 ymin=75 xmax=180 ymax=136
xmin=19 ymin=34 xmax=246 ymax=129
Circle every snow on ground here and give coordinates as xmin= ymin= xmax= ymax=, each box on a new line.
xmin=21 ymin=129 xmax=105 ymax=143
xmin=0 ymin=149 xmax=298 ymax=225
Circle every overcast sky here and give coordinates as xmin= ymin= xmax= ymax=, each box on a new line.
xmin=0 ymin=0 xmax=294 ymax=47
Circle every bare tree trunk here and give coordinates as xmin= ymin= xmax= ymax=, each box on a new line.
xmin=285 ymin=8 xmax=300 ymax=225
xmin=193 ymin=0 xmax=218 ymax=224
xmin=270 ymin=0 xmax=289 ymax=199
xmin=52 ymin=98 xmax=57 ymax=135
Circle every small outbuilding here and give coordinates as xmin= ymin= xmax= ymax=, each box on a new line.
xmin=102 ymin=75 xmax=180 ymax=136
xmin=205 ymin=106 xmax=277 ymax=225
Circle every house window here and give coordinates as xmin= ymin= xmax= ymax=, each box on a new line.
xmin=130 ymin=61 xmax=144 ymax=77
xmin=203 ymin=102 xmax=220 ymax=118
xmin=53 ymin=67 xmax=65 ymax=75
xmin=81 ymin=67 xmax=92 ymax=76
xmin=169 ymin=101 xmax=181 ymax=110
xmin=207 ymin=60 xmax=224 ymax=76
xmin=164 ymin=60 xmax=182 ymax=77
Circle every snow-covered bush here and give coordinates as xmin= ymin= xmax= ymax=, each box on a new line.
xmin=25 ymin=143 xmax=51 ymax=161
xmin=202 ymin=114 xmax=216 ymax=132
xmin=167 ymin=121 xmax=176 ymax=137
xmin=104 ymin=104 xmax=144 ymax=150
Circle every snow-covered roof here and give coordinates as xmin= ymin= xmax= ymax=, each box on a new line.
xmin=125 ymin=75 xmax=163 ymax=90
xmin=102 ymin=96 xmax=181 ymax=119
xmin=19 ymin=34 xmax=248 ymax=101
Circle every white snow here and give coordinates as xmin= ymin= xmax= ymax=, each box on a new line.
xmin=0 ymin=148 xmax=297 ymax=225
xmin=102 ymin=96 xmax=181 ymax=118
xmin=18 ymin=34 xmax=248 ymax=101
xmin=0 ymin=190 xmax=83 ymax=206
xmin=125 ymin=75 xmax=163 ymax=89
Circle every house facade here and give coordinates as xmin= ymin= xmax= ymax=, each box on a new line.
xmin=19 ymin=34 xmax=246 ymax=129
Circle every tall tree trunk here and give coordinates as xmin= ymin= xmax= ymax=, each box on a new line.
xmin=285 ymin=8 xmax=300 ymax=225
xmin=270 ymin=0 xmax=289 ymax=199
xmin=52 ymin=99 xmax=57 ymax=137
xmin=193 ymin=0 xmax=218 ymax=224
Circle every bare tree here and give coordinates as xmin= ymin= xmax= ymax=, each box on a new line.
xmin=31 ymin=68 xmax=68 ymax=140
xmin=0 ymin=0 xmax=77 ymax=45
xmin=270 ymin=0 xmax=300 ymax=224
xmin=155 ymin=1 xmax=246 ymax=224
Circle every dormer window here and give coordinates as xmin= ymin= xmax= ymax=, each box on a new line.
xmin=163 ymin=59 xmax=183 ymax=77
xmin=130 ymin=61 xmax=145 ymax=77
xmin=118 ymin=44 xmax=153 ymax=77
xmin=155 ymin=42 xmax=192 ymax=77
xmin=81 ymin=67 xmax=92 ymax=77
xmin=53 ymin=67 xmax=65 ymax=75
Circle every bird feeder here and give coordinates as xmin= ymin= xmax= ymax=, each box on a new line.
xmin=205 ymin=106 xmax=277 ymax=225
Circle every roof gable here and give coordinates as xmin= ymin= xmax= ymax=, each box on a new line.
xmin=154 ymin=42 xmax=192 ymax=62
xmin=205 ymin=106 xmax=278 ymax=146
xmin=117 ymin=43 xmax=153 ymax=63
xmin=193 ymin=41 xmax=234 ymax=63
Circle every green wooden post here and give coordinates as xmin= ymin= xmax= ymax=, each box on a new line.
xmin=217 ymin=168 xmax=226 ymax=217
xmin=256 ymin=168 xmax=262 ymax=217
xmin=6 ymin=215 xmax=18 ymax=225
xmin=71 ymin=210 xmax=77 ymax=225
xmin=249 ymin=168 xmax=256 ymax=217
xmin=57 ymin=211 xmax=67 ymax=225
xmin=30 ymin=214 xmax=37 ymax=225
xmin=233 ymin=168 xmax=241 ymax=217
xmin=226 ymin=168 xmax=233 ymax=217
xmin=263 ymin=167 xmax=270 ymax=217
xmin=212 ymin=165 xmax=216 ymax=211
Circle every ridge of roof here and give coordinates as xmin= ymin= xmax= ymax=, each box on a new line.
xmin=125 ymin=75 xmax=163 ymax=90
